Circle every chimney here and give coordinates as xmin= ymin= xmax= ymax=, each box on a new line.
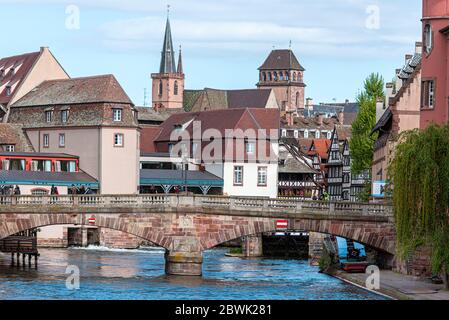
xmin=415 ymin=42 xmax=423 ymax=54
xmin=386 ymin=82 xmax=394 ymax=108
xmin=305 ymin=98 xmax=314 ymax=110
xmin=338 ymin=111 xmax=344 ymax=124
xmin=376 ymin=97 xmax=386 ymax=123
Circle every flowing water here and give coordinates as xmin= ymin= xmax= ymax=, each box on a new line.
xmin=0 ymin=247 xmax=387 ymax=300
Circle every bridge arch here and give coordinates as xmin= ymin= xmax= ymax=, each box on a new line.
xmin=0 ymin=214 xmax=170 ymax=250
xmin=200 ymin=218 xmax=396 ymax=255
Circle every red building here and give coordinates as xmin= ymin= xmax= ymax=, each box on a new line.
xmin=420 ymin=0 xmax=449 ymax=128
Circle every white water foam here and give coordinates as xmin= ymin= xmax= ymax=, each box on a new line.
xmin=69 ymin=245 xmax=166 ymax=254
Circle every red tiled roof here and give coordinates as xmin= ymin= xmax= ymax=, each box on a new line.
xmin=12 ymin=74 xmax=133 ymax=107
xmin=140 ymin=126 xmax=163 ymax=153
xmin=0 ymin=51 xmax=40 ymax=105
xmin=309 ymin=139 xmax=331 ymax=160
xmin=156 ymin=108 xmax=280 ymax=142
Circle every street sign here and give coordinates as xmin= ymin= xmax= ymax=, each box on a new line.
xmin=88 ymin=216 xmax=96 ymax=225
xmin=276 ymin=219 xmax=289 ymax=230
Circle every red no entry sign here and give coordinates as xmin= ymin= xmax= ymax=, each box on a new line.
xmin=88 ymin=216 xmax=96 ymax=225
xmin=276 ymin=219 xmax=289 ymax=230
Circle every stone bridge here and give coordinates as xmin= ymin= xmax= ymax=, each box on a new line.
xmin=0 ymin=195 xmax=395 ymax=276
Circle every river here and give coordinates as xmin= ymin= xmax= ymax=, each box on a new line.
xmin=0 ymin=247 xmax=386 ymax=300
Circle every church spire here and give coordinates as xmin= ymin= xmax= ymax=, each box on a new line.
xmin=177 ymin=45 xmax=183 ymax=74
xmin=159 ymin=15 xmax=176 ymax=74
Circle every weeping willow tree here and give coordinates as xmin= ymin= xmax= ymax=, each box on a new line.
xmin=389 ymin=124 xmax=449 ymax=288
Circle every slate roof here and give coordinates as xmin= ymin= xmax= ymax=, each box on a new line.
xmin=159 ymin=18 xmax=177 ymax=74
xmin=372 ymin=107 xmax=393 ymax=134
xmin=184 ymin=88 xmax=274 ymax=112
xmin=398 ymin=53 xmax=422 ymax=81
xmin=12 ymin=75 xmax=133 ymax=107
xmin=0 ymin=170 xmax=98 ymax=187
xmin=140 ymin=169 xmax=223 ymax=186
xmin=0 ymin=124 xmax=34 ymax=152
xmin=136 ymin=106 xmax=174 ymax=124
xmin=259 ymin=49 xmax=305 ymax=71
xmin=0 ymin=51 xmax=40 ymax=105
xmin=279 ymin=157 xmax=316 ymax=174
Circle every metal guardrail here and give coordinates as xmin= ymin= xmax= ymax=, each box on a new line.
xmin=0 ymin=195 xmax=393 ymax=217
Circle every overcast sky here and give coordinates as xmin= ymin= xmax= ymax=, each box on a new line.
xmin=1 ymin=0 xmax=422 ymax=106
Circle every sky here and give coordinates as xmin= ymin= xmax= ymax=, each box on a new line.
xmin=1 ymin=0 xmax=422 ymax=106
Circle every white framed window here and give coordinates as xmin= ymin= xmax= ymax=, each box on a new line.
xmin=114 ymin=133 xmax=124 ymax=147
xmin=192 ymin=142 xmax=199 ymax=157
xmin=3 ymin=145 xmax=14 ymax=152
xmin=422 ymin=80 xmax=435 ymax=109
xmin=233 ymin=166 xmax=243 ymax=185
xmin=245 ymin=141 xmax=255 ymax=154
xmin=45 ymin=111 xmax=53 ymax=123
xmin=5 ymin=86 xmax=11 ymax=97
xmin=113 ymin=109 xmax=122 ymax=122
xmin=281 ymin=129 xmax=287 ymax=137
xmin=304 ymin=130 xmax=309 ymax=139
xmin=61 ymin=110 xmax=69 ymax=123
xmin=257 ymin=167 xmax=267 ymax=187
xmin=315 ymin=130 xmax=321 ymax=139
xmin=43 ymin=134 xmax=49 ymax=148
xmin=59 ymin=134 xmax=65 ymax=147
xmin=327 ymin=131 xmax=332 ymax=139
xmin=424 ymin=24 xmax=433 ymax=54
xmin=294 ymin=130 xmax=299 ymax=139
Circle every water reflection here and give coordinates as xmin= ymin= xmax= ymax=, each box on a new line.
xmin=0 ymin=248 xmax=386 ymax=300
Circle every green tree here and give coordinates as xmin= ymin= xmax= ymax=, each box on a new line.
xmin=350 ymin=73 xmax=385 ymax=175
xmin=389 ymin=125 xmax=449 ymax=289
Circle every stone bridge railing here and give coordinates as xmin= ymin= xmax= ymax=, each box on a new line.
xmin=0 ymin=195 xmax=393 ymax=220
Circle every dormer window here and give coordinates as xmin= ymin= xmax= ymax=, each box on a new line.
xmin=5 ymin=86 xmax=11 ymax=97
xmin=45 ymin=110 xmax=53 ymax=123
xmin=9 ymin=67 xmax=15 ymax=76
xmin=424 ymin=24 xmax=433 ymax=54
xmin=113 ymin=108 xmax=122 ymax=122
xmin=0 ymin=70 xmax=4 ymax=78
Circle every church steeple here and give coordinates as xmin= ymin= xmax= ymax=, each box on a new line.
xmin=151 ymin=7 xmax=185 ymax=111
xmin=159 ymin=17 xmax=176 ymax=74
xmin=177 ymin=45 xmax=183 ymax=74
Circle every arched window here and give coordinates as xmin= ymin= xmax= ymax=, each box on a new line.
xmin=268 ymin=72 xmax=272 ymax=81
xmin=279 ymin=72 xmax=284 ymax=81
xmin=158 ymin=81 xmax=163 ymax=96
xmin=296 ymin=92 xmax=300 ymax=108
xmin=293 ymin=72 xmax=297 ymax=82
xmin=285 ymin=72 xmax=289 ymax=81
xmin=174 ymin=81 xmax=179 ymax=95
xmin=424 ymin=24 xmax=433 ymax=54
xmin=304 ymin=129 xmax=309 ymax=139
xmin=262 ymin=72 xmax=267 ymax=81
xmin=31 ymin=188 xmax=49 ymax=196
xmin=274 ymin=72 xmax=278 ymax=81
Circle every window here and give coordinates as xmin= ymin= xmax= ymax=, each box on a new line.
xmin=3 ymin=145 xmax=14 ymax=152
xmin=158 ymin=81 xmax=163 ymax=96
xmin=43 ymin=134 xmax=49 ymax=148
xmin=327 ymin=131 xmax=332 ymax=139
xmin=424 ymin=24 xmax=433 ymax=54
xmin=294 ymin=130 xmax=299 ymax=139
xmin=274 ymin=72 xmax=278 ymax=81
xmin=421 ymin=80 xmax=435 ymax=109
xmin=59 ymin=134 xmax=65 ymax=147
xmin=293 ymin=72 xmax=297 ymax=82
xmin=262 ymin=72 xmax=267 ymax=81
xmin=55 ymin=160 xmax=76 ymax=172
xmin=268 ymin=73 xmax=272 ymax=81
xmin=174 ymin=81 xmax=179 ymax=95
xmin=61 ymin=110 xmax=69 ymax=123
xmin=30 ymin=160 xmax=52 ymax=172
xmin=281 ymin=129 xmax=287 ymax=137
xmin=9 ymin=67 xmax=15 ymax=76
xmin=304 ymin=130 xmax=309 ymax=139
xmin=233 ymin=166 xmax=243 ymax=185
xmin=114 ymin=133 xmax=124 ymax=147
xmin=5 ymin=86 xmax=11 ymax=97
xmin=45 ymin=111 xmax=53 ymax=123
xmin=113 ymin=109 xmax=122 ymax=122
xmin=245 ymin=141 xmax=255 ymax=154
xmin=257 ymin=167 xmax=267 ymax=187
xmin=31 ymin=189 xmax=49 ymax=196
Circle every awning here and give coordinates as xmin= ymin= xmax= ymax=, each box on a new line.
xmin=140 ymin=169 xmax=223 ymax=187
xmin=0 ymin=170 xmax=98 ymax=188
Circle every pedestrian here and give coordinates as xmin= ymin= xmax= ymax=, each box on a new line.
xmin=13 ymin=185 xmax=21 ymax=196
xmin=79 ymin=185 xmax=86 ymax=195
xmin=71 ymin=185 xmax=78 ymax=195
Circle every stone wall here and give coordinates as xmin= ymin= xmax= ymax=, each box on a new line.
xmin=394 ymin=246 xmax=432 ymax=277
xmin=99 ymin=228 xmax=144 ymax=249
xmin=309 ymin=232 xmax=326 ymax=266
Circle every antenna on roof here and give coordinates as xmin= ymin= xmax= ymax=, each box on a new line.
xmin=144 ymin=88 xmax=148 ymax=107
xmin=289 ymin=40 xmax=292 ymax=50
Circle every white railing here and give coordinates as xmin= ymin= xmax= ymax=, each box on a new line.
xmin=0 ymin=195 xmax=393 ymax=217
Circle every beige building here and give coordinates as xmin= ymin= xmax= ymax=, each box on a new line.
xmin=8 ymin=74 xmax=140 ymax=195
xmin=0 ymin=47 xmax=69 ymax=122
